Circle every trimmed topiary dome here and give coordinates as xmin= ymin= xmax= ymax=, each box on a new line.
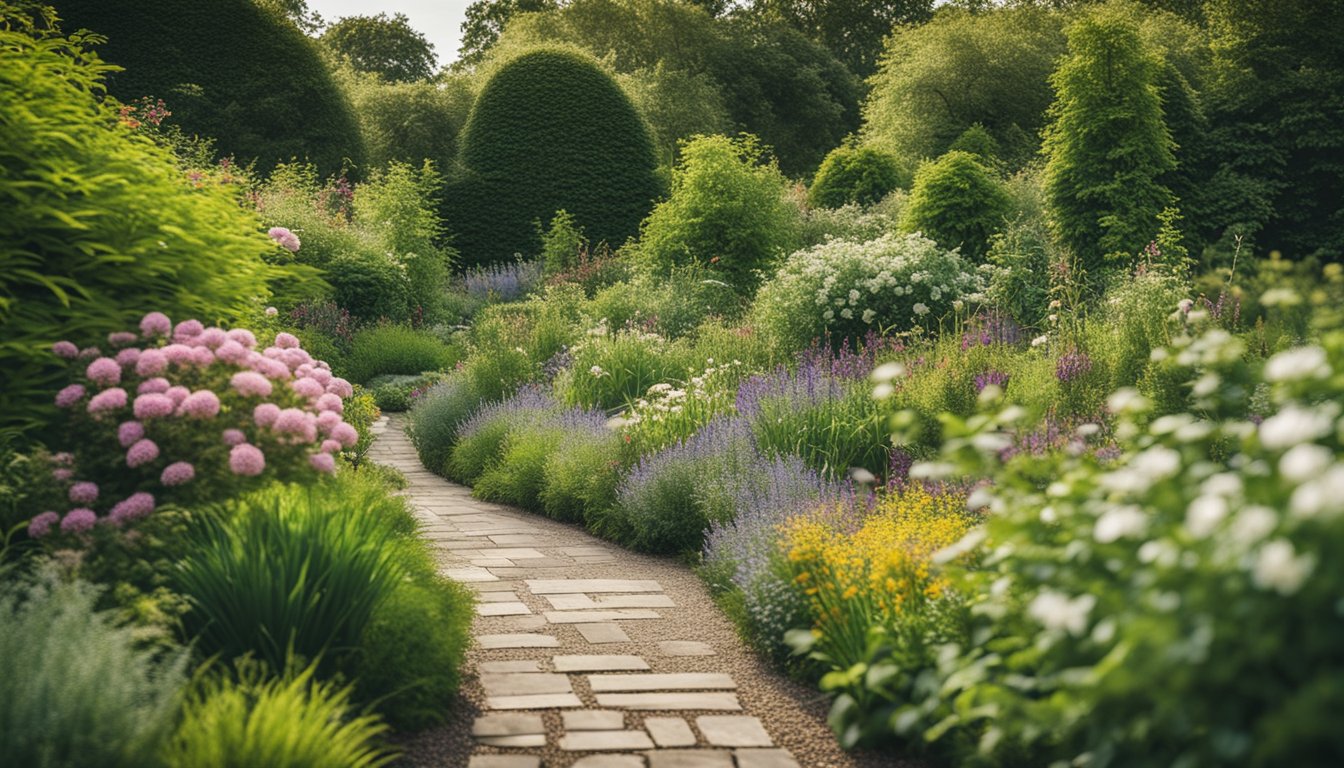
xmin=55 ymin=0 xmax=364 ymax=176
xmin=447 ymin=48 xmax=662 ymax=267
xmin=808 ymin=144 xmax=909 ymax=208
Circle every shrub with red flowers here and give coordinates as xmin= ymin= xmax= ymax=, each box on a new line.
xmin=32 ymin=312 xmax=358 ymax=537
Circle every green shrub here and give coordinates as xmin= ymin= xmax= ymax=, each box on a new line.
xmin=0 ymin=10 xmax=302 ymax=434
xmin=946 ymin=123 xmax=1002 ymax=165
xmin=474 ymin=424 xmax=568 ymax=511
xmin=448 ymin=412 xmax=519 ymax=485
xmin=346 ymin=325 xmax=460 ymax=384
xmin=354 ymin=574 xmax=473 ymax=731
xmin=559 ymin=329 xmax=685 ymax=411
xmin=403 ymin=377 xmax=483 ymax=475
xmin=753 ymin=233 xmax=986 ymax=351
xmin=585 ymin=268 xmax=742 ymax=340
xmin=0 ymin=572 xmax=185 ymax=768
xmin=901 ymin=150 xmax=1011 ymax=261
xmin=1042 ymin=3 xmax=1175 ymax=279
xmin=808 ymin=145 xmax=909 ymax=208
xmin=326 ymin=253 xmax=410 ymax=324
xmin=540 ymin=209 xmax=588 ymax=277
xmin=637 ymin=134 xmax=797 ymax=295
xmin=794 ymin=189 xmax=905 ymax=249
xmin=176 ymin=478 xmax=405 ymax=675
xmin=353 ymin=162 xmax=454 ymax=324
xmin=540 ymin=430 xmax=624 ymax=524
xmin=163 ymin=661 xmax=391 ymax=768
xmin=341 ymin=68 xmax=473 ymax=173
xmin=447 ymin=47 xmax=662 ymax=266
xmin=57 ymin=0 xmax=364 ymax=176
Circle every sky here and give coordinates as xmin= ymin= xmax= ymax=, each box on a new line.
xmin=307 ymin=0 xmax=473 ymax=69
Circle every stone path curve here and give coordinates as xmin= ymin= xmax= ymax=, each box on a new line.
xmin=369 ymin=416 xmax=901 ymax=768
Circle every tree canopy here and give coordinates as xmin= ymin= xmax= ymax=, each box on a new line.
xmin=321 ymin=13 xmax=437 ymax=82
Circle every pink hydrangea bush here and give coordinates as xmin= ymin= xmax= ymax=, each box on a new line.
xmin=33 ymin=312 xmax=358 ymax=535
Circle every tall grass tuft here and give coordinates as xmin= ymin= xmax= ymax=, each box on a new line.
xmin=0 ymin=571 xmax=185 ymax=767
xmin=163 ymin=660 xmax=393 ymax=768
xmin=176 ymin=478 xmax=405 ymax=675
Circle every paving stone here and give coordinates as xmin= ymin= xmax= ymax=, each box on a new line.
xmin=472 ymin=712 xmax=546 ymax=736
xmin=592 ymin=594 xmax=676 ymax=608
xmin=476 ymin=734 xmax=546 ymax=748
xmin=695 ymin=716 xmax=772 ymax=747
xmin=658 ymin=641 xmax=715 ymax=657
xmin=571 ymin=756 xmax=646 ymax=768
xmin=471 ymin=558 xmax=516 ymax=567
xmin=490 ymin=534 xmax=551 ymax=545
xmin=478 ymin=602 xmax=531 ymax=616
xmin=527 ymin=579 xmax=663 ymax=594
xmin=478 ymin=633 xmax=558 ymax=649
xmin=442 ymin=566 xmax=498 ymax=582
xmin=644 ymin=750 xmax=734 ymax=768
xmin=500 ymin=615 xmax=548 ymax=630
xmin=480 ymin=673 xmax=574 ymax=697
xmin=573 ymin=555 xmax=618 ymax=563
xmin=563 ymin=710 xmax=627 ymax=731
xmin=473 ymin=581 xmax=520 ymax=592
xmin=644 ymin=717 xmax=697 ymax=747
xmin=733 ymin=749 xmax=800 ymax=768
xmin=486 ymin=693 xmax=584 ymax=709
xmin=478 ymin=591 xmax=522 ymax=603
xmin=560 ymin=730 xmax=656 ymax=751
xmin=478 ymin=660 xmax=542 ymax=674
xmin=576 ymin=622 xmax=631 ymax=644
xmin=554 ymin=655 xmax=650 ymax=672
xmin=482 ymin=547 xmax=545 ymax=559
xmin=589 ymin=674 xmax=737 ymax=692
xmin=468 ymin=756 xmax=541 ymax=768
xmin=595 ymin=693 xmax=742 ymax=711
xmin=543 ymin=594 xmax=599 ymax=610
xmin=545 ymin=610 xmax=662 ymax=624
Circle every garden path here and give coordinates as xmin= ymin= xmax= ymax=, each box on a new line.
xmin=369 ymin=416 xmax=904 ymax=768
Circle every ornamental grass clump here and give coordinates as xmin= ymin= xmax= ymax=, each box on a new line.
xmin=32 ymin=313 xmax=358 ymax=537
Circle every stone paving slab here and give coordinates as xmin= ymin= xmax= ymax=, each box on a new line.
xmin=527 ymin=579 xmax=664 ymax=594
xmin=572 ymin=756 xmax=646 ymax=768
xmin=472 ymin=713 xmax=545 ymax=736
xmin=545 ymin=609 xmax=662 ymax=624
xmin=478 ymin=660 xmax=544 ymax=674
xmin=594 ymin=693 xmax=743 ymax=711
xmin=468 ymin=757 xmax=541 ymax=768
xmin=644 ymin=718 xmax=697 ymax=748
xmin=695 ymin=716 xmax=773 ymax=747
xmin=478 ymin=602 xmax=532 ymax=616
xmin=477 ymin=734 xmax=546 ymax=748
xmin=588 ymin=674 xmax=737 ymax=692
xmin=658 ymin=641 xmax=716 ymax=657
xmin=563 ymin=710 xmax=627 ymax=731
xmin=644 ymin=751 xmax=734 ymax=768
xmin=486 ymin=693 xmax=585 ymax=710
xmin=480 ymin=673 xmax=573 ymax=697
xmin=560 ymin=730 xmax=657 ymax=751
xmin=478 ymin=633 xmax=559 ymax=649
xmin=733 ymin=749 xmax=802 ymax=768
xmin=576 ymin=623 xmax=631 ymax=644
xmin=553 ymin=655 xmax=650 ymax=672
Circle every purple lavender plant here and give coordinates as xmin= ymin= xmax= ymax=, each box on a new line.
xmin=464 ymin=259 xmax=544 ymax=303
xmin=798 ymin=331 xmax=905 ymax=381
xmin=974 ymin=369 xmax=1010 ymax=393
xmin=961 ymin=311 xmax=1024 ymax=351
xmin=1055 ymin=350 xmax=1094 ymax=383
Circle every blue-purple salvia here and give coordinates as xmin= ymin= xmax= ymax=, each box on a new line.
xmin=1055 ymin=350 xmax=1094 ymax=383
xmin=464 ymin=259 xmax=544 ymax=303
xmin=974 ymin=369 xmax=1010 ymax=393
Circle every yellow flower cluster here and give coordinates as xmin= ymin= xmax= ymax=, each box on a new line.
xmin=782 ymin=485 xmax=976 ymax=666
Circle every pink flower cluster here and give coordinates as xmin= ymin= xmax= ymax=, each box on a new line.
xmin=37 ymin=311 xmax=361 ymax=534
xmin=267 ymin=226 xmax=301 ymax=253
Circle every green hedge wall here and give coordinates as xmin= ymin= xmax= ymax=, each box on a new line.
xmin=446 ymin=48 xmax=662 ymax=267
xmin=55 ymin=0 xmax=365 ymax=177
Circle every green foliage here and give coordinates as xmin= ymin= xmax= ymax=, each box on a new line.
xmin=163 ymin=661 xmax=392 ymax=768
xmin=616 ymin=64 xmax=733 ymax=167
xmin=456 ymin=0 xmax=559 ymax=69
xmin=406 ymin=376 xmax=486 ymax=475
xmin=0 ymin=10 xmax=300 ymax=435
xmin=638 ymin=134 xmax=797 ymax=294
xmin=751 ymin=0 xmax=934 ymax=76
xmin=901 ymin=150 xmax=1011 ymax=261
xmin=946 ymin=123 xmax=1001 ymax=165
xmin=325 ymin=254 xmax=410 ymax=323
xmin=57 ymin=0 xmax=364 ymax=176
xmin=1042 ymin=3 xmax=1175 ymax=279
xmin=448 ymin=47 xmax=662 ymax=266
xmin=0 ymin=572 xmax=185 ymax=768
xmin=353 ymin=161 xmax=454 ymax=323
xmin=474 ymin=424 xmax=567 ymax=510
xmin=558 ymin=330 xmax=685 ymax=411
xmin=345 ymin=325 xmax=460 ymax=384
xmin=539 ymin=430 xmax=624 ymax=523
xmin=1203 ymin=0 xmax=1344 ymax=259
xmin=540 ymin=210 xmax=587 ymax=276
xmin=753 ymin=233 xmax=985 ymax=350
xmin=808 ymin=145 xmax=909 ymax=208
xmin=863 ymin=6 xmax=1067 ymax=168
xmin=176 ymin=478 xmax=405 ymax=675
xmin=321 ymin=12 xmax=436 ymax=83
xmin=341 ymin=71 xmax=474 ymax=174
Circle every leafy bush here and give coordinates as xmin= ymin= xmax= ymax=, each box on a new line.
xmin=58 ymin=0 xmax=364 ymax=176
xmin=946 ymin=123 xmax=1002 ymax=165
xmin=345 ymin=325 xmax=459 ymax=384
xmin=352 ymin=162 xmax=454 ymax=323
xmin=325 ymin=253 xmax=410 ymax=324
xmin=0 ymin=572 xmax=185 ymax=768
xmin=539 ymin=429 xmax=624 ymax=524
xmin=585 ymin=268 xmax=742 ymax=340
xmin=341 ymin=68 xmax=474 ymax=173
xmin=447 ymin=47 xmax=662 ymax=266
xmin=29 ymin=314 xmax=356 ymax=535
xmin=176 ymin=478 xmax=405 ymax=674
xmin=163 ymin=661 xmax=391 ymax=768
xmin=753 ymin=233 xmax=987 ymax=350
xmin=808 ymin=145 xmax=909 ymax=208
xmin=637 ymin=134 xmax=798 ymax=295
xmin=559 ymin=329 xmax=684 ymax=411
xmin=901 ymin=150 xmax=1011 ymax=261
xmin=794 ymin=192 xmax=905 ymax=249
xmin=0 ymin=11 xmax=301 ymax=435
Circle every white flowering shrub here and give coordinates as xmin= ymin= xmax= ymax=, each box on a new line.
xmin=848 ymin=322 xmax=1344 ymax=765
xmin=753 ymin=233 xmax=987 ymax=348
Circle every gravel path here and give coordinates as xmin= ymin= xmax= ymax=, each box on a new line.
xmin=370 ymin=415 xmax=910 ymax=768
